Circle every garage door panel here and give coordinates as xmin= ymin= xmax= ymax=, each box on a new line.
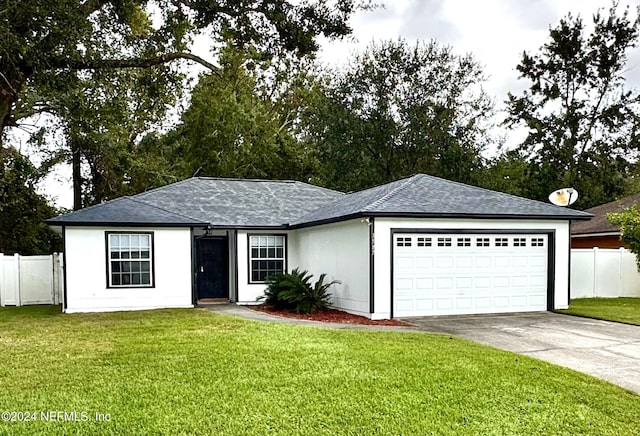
xmin=393 ymin=232 xmax=549 ymax=317
xmin=415 ymin=278 xmax=433 ymax=290
xmin=455 ymin=277 xmax=473 ymax=289
xmin=456 ymin=257 xmax=473 ymax=268
xmin=475 ymin=257 xmax=492 ymax=268
xmin=436 ymin=257 xmax=454 ymax=269
xmin=475 ymin=297 xmax=492 ymax=309
xmin=415 ymin=257 xmax=434 ymax=269
xmin=475 ymin=277 xmax=492 ymax=288
xmin=455 ymin=297 xmax=473 ymax=309
xmin=436 ymin=299 xmax=454 ymax=310
xmin=511 ymin=256 xmax=528 ymax=267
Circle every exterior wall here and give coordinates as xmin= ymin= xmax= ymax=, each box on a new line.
xmin=373 ymin=218 xmax=570 ymax=319
xmin=571 ymin=235 xmax=624 ymax=249
xmin=236 ymin=230 xmax=293 ymax=304
xmin=64 ymin=227 xmax=193 ymax=313
xmin=292 ymin=219 xmax=370 ymax=317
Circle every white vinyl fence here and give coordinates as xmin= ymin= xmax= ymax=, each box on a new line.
xmin=0 ymin=253 xmax=64 ymax=306
xmin=571 ymin=248 xmax=640 ymax=298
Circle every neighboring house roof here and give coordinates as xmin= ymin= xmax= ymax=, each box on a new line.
xmin=571 ymin=193 xmax=640 ymax=236
xmin=293 ymin=174 xmax=592 ymax=226
xmin=47 ymin=174 xmax=592 ymax=228
xmin=46 ymin=197 xmax=208 ymax=226
xmin=47 ymin=178 xmax=344 ymax=228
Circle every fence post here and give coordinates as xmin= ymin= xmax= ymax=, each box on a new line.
xmin=0 ymin=253 xmax=4 ymax=307
xmin=592 ymin=247 xmax=599 ymax=298
xmin=14 ymin=253 xmax=21 ymax=306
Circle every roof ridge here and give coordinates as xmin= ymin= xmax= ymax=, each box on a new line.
xmin=363 ymin=174 xmax=420 ymax=211
xmin=133 ymin=177 xmax=194 ymax=197
xmin=196 ymin=176 xmax=297 ymax=183
xmin=294 ymin=180 xmax=344 ymax=195
xmin=127 ymin=196 xmax=205 ymax=223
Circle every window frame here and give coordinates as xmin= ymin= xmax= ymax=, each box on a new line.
xmin=247 ymin=234 xmax=288 ymax=284
xmin=105 ymin=231 xmax=155 ymax=289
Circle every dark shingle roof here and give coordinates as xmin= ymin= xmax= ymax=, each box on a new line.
xmin=47 ymin=174 xmax=591 ymax=228
xmin=133 ymin=178 xmax=343 ymax=227
xmin=571 ymin=193 xmax=640 ymax=235
xmin=293 ymin=174 xmax=592 ymax=225
xmin=47 ymin=177 xmax=344 ymax=228
xmin=46 ymin=197 xmax=208 ymax=226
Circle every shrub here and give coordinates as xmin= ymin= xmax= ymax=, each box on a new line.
xmin=259 ymin=271 xmax=291 ymax=310
xmin=258 ymin=268 xmax=340 ymax=314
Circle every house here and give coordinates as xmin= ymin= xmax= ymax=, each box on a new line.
xmin=46 ymin=174 xmax=591 ymax=319
xmin=571 ymin=193 xmax=640 ymax=249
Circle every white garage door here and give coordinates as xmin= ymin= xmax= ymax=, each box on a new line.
xmin=393 ymin=233 xmax=548 ymax=317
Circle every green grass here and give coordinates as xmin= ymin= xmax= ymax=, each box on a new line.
xmin=0 ymin=307 xmax=639 ymax=435
xmin=557 ymin=297 xmax=640 ymax=325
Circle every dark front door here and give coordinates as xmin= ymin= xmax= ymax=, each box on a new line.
xmin=196 ymin=237 xmax=229 ymax=300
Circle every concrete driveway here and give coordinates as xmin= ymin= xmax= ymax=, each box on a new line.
xmin=404 ymin=312 xmax=640 ymax=394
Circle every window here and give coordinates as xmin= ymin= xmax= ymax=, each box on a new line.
xmin=514 ymin=237 xmax=527 ymax=247
xmin=495 ymin=238 xmax=508 ymax=247
xmin=457 ymin=237 xmax=471 ymax=247
xmin=417 ymin=237 xmax=432 ymax=247
xmin=476 ymin=237 xmax=490 ymax=247
xmin=531 ymin=237 xmax=545 ymax=247
xmin=249 ymin=235 xmax=286 ymax=283
xmin=396 ymin=237 xmax=412 ymax=247
xmin=107 ymin=233 xmax=153 ymax=287
xmin=437 ymin=237 xmax=452 ymax=247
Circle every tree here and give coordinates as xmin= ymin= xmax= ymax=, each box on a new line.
xmin=169 ymin=44 xmax=321 ymax=181
xmin=608 ymin=205 xmax=640 ymax=269
xmin=1 ymin=0 xmax=366 ymax=143
xmin=479 ymin=150 xmax=530 ymax=197
xmin=506 ymin=2 xmax=640 ymax=208
xmin=301 ymin=39 xmax=494 ymax=192
xmin=0 ymin=147 xmax=62 ymax=254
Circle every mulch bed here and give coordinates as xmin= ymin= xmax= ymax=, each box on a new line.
xmin=250 ymin=305 xmax=409 ymax=326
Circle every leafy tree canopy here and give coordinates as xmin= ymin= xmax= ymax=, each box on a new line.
xmin=164 ymin=43 xmax=320 ymax=181
xmin=506 ymin=1 xmax=640 ymax=209
xmin=1 ymin=0 xmax=368 ymax=141
xmin=301 ymin=39 xmax=494 ymax=192
xmin=608 ymin=205 xmax=640 ymax=269
xmin=0 ymin=147 xmax=62 ymax=254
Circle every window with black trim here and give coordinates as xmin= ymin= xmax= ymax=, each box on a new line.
xmin=514 ymin=237 xmax=527 ymax=247
xmin=437 ymin=237 xmax=452 ymax=247
xmin=531 ymin=237 xmax=545 ymax=247
xmin=107 ymin=233 xmax=153 ymax=287
xmin=396 ymin=237 xmax=412 ymax=247
xmin=417 ymin=237 xmax=432 ymax=247
xmin=495 ymin=238 xmax=508 ymax=247
xmin=249 ymin=235 xmax=286 ymax=282
xmin=457 ymin=237 xmax=471 ymax=247
xmin=476 ymin=237 xmax=490 ymax=247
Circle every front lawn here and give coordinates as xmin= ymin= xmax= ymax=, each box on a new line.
xmin=0 ymin=306 xmax=639 ymax=435
xmin=557 ymin=297 xmax=640 ymax=325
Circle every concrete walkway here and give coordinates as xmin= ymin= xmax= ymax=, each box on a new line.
xmin=202 ymin=305 xmax=640 ymax=394
xmin=405 ymin=312 xmax=640 ymax=394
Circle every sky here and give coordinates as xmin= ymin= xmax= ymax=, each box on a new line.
xmin=318 ymin=0 xmax=640 ymax=103
xmin=39 ymin=0 xmax=640 ymax=208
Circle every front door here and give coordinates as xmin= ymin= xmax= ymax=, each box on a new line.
xmin=196 ymin=237 xmax=229 ymax=300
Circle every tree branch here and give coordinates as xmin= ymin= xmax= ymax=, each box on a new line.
xmin=51 ymin=53 xmax=221 ymax=75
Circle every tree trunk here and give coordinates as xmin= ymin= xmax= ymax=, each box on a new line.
xmin=0 ymin=90 xmax=16 ymax=146
xmin=72 ymin=143 xmax=83 ymax=210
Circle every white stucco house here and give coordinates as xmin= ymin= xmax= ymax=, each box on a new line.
xmin=46 ymin=174 xmax=591 ymax=319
